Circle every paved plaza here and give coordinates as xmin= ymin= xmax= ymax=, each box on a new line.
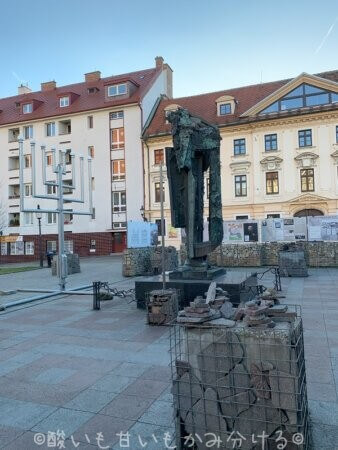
xmin=0 ymin=261 xmax=337 ymax=449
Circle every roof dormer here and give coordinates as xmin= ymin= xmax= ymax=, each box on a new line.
xmin=21 ymin=99 xmax=43 ymax=115
xmin=57 ymin=92 xmax=80 ymax=108
xmin=216 ymin=95 xmax=236 ymax=116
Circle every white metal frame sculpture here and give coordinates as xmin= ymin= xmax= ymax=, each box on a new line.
xmin=19 ymin=138 xmax=93 ymax=291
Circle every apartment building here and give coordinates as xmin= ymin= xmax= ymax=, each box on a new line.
xmin=143 ymin=71 xmax=338 ymax=247
xmin=0 ymin=57 xmax=172 ymax=261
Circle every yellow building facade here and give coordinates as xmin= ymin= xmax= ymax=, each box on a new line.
xmin=143 ymin=72 xmax=338 ymax=246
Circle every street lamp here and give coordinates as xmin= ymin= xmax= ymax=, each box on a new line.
xmin=36 ymin=204 xmax=43 ymax=268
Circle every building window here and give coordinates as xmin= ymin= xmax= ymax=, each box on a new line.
xmin=65 ymin=149 xmax=72 ymax=165
xmin=59 ymin=96 xmax=70 ymax=107
xmin=260 ymin=83 xmax=338 ymax=115
xmin=112 ymin=191 xmax=126 ymax=212
xmin=88 ymin=146 xmax=94 ymax=158
xmin=46 ymin=122 xmax=56 ymax=137
xmin=301 ymin=168 xmax=314 ymax=192
xmin=264 ymin=134 xmax=277 ymax=151
xmin=10 ymin=242 xmax=24 ymax=255
xmin=112 ymin=159 xmax=125 ymax=180
xmin=267 ymin=213 xmax=281 ymax=218
xmin=22 ymin=103 xmax=32 ymax=114
xmin=47 ymin=212 xmax=57 ymax=224
xmin=46 ymin=240 xmax=57 ymax=252
xmin=108 ymin=84 xmax=127 ymax=97
xmin=25 ymin=242 xmax=34 ymax=255
xmin=266 ymin=172 xmax=279 ymax=194
xmin=234 ymin=139 xmax=246 ymax=155
xmin=155 ymin=182 xmax=165 ymax=203
xmin=110 ymin=111 xmax=124 ymax=120
xmin=154 ymin=149 xmax=164 ymax=165
xmin=111 ymin=128 xmax=125 ymax=149
xmin=235 ymin=175 xmax=247 ymax=197
xmin=47 ymin=183 xmax=56 ymax=195
xmin=44 ymin=153 xmax=51 ymax=166
xmin=24 ymin=184 xmax=32 ymax=197
xmin=24 ymin=125 xmax=33 ymax=140
xmin=64 ymin=240 xmax=74 ymax=253
xmin=155 ymin=219 xmax=166 ymax=236
xmin=24 ymin=155 xmax=31 ymax=168
xmin=220 ymin=103 xmax=231 ymax=115
xmin=87 ymin=116 xmax=93 ymax=128
xmin=236 ymin=215 xmax=249 ymax=220
xmin=298 ymin=129 xmax=312 ymax=147
xmin=23 ymin=212 xmax=34 ymax=225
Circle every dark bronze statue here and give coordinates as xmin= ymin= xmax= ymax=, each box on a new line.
xmin=165 ymin=108 xmax=224 ymax=279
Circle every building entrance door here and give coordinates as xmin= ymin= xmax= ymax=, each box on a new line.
xmin=294 ymin=209 xmax=323 ymax=217
xmin=112 ymin=232 xmax=126 ymax=253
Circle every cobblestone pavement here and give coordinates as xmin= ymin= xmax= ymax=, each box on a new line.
xmin=0 ymin=266 xmax=337 ymax=449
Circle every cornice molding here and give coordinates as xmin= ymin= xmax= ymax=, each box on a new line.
xmin=229 ymin=160 xmax=251 ymax=174
xmin=260 ymin=155 xmax=283 ymax=171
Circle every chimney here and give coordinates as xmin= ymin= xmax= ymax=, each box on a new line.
xmin=18 ymin=84 xmax=32 ymax=95
xmin=85 ymin=71 xmax=101 ymax=82
xmin=155 ymin=56 xmax=164 ymax=70
xmin=41 ymin=81 xmax=56 ymax=91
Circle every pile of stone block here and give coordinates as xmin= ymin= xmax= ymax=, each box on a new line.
xmin=122 ymin=246 xmax=178 ymax=277
xmin=51 ymin=253 xmax=81 ymax=276
xmin=146 ymin=289 xmax=178 ymax=325
xmin=278 ymin=250 xmax=308 ymax=277
xmin=171 ymin=294 xmax=309 ymax=449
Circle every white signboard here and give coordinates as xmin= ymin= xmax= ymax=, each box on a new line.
xmin=127 ymin=221 xmax=158 ymax=248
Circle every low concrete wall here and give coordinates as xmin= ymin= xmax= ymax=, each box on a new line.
xmin=122 ymin=246 xmax=178 ymax=277
xmin=180 ymin=242 xmax=338 ymax=268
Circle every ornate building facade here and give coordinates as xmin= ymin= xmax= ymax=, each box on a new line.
xmin=143 ymin=71 xmax=338 ymax=246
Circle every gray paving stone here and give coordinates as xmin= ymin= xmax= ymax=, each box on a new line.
xmin=113 ymin=422 xmax=174 ymax=450
xmin=121 ymin=378 xmax=169 ymax=399
xmin=311 ymin=423 xmax=338 ymax=450
xmin=90 ymin=374 xmax=134 ymax=393
xmin=101 ymin=393 xmax=153 ymax=420
xmin=307 ymin=382 xmax=337 ymax=402
xmin=0 ymin=396 xmax=56 ymax=429
xmin=309 ymin=400 xmax=338 ymax=426
xmin=138 ymin=400 xmax=174 ymax=427
xmin=31 ymin=408 xmax=93 ymax=438
xmin=35 ymin=368 xmax=77 ymax=384
xmin=0 ymin=425 xmax=25 ymax=447
xmin=64 ymin=389 xmax=119 ymax=413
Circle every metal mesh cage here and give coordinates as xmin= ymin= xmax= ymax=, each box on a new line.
xmin=146 ymin=288 xmax=180 ymax=326
xmin=170 ymin=306 xmax=310 ymax=449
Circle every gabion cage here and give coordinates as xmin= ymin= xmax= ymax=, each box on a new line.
xmin=170 ymin=306 xmax=309 ymax=449
xmin=146 ymin=289 xmax=180 ymax=326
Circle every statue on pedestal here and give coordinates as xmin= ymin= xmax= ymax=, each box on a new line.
xmin=165 ymin=108 xmax=225 ymax=279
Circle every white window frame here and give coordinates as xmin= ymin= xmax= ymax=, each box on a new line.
xmin=24 ymin=184 xmax=32 ymax=197
xmin=25 ymin=241 xmax=35 ymax=255
xmin=108 ymin=84 xmax=127 ymax=97
xmin=46 ymin=122 xmax=56 ymax=137
xmin=24 ymin=125 xmax=33 ymax=139
xmin=47 ymin=212 xmax=57 ymax=224
xmin=47 ymin=183 xmax=57 ymax=195
xmin=46 ymin=240 xmax=57 ymax=252
xmin=110 ymin=111 xmax=124 ymax=119
xmin=64 ymin=240 xmax=74 ymax=253
xmin=10 ymin=242 xmax=24 ymax=255
xmin=112 ymin=191 xmax=126 ymax=212
xmin=23 ymin=103 xmax=33 ymax=114
xmin=112 ymin=159 xmax=125 ymax=180
xmin=59 ymin=96 xmax=70 ymax=107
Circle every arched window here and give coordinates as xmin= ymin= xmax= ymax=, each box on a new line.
xmin=294 ymin=209 xmax=323 ymax=217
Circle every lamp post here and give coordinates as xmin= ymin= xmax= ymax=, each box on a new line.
xmin=36 ymin=204 xmax=43 ymax=268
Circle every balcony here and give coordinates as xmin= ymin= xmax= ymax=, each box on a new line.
xmin=59 ymin=120 xmax=71 ymax=135
xmin=8 ymin=128 xmax=20 ymax=143
xmin=8 ymin=186 xmax=20 ymax=199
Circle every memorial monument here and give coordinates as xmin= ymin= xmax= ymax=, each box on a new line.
xmin=165 ymin=108 xmax=225 ymax=279
xmin=135 ymin=108 xmax=257 ymax=308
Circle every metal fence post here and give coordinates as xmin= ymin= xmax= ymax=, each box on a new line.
xmin=93 ymin=281 xmax=101 ymax=310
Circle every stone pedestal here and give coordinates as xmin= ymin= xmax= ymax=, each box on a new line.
xmin=171 ymin=315 xmax=309 ymax=449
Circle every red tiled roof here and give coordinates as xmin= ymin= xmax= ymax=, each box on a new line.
xmin=0 ymin=67 xmax=160 ymax=126
xmin=145 ymin=70 xmax=338 ymax=137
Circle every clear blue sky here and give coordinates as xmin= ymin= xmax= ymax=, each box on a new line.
xmin=0 ymin=0 xmax=337 ymax=99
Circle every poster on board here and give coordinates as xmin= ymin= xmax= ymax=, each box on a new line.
xmin=227 ymin=222 xmax=244 ymax=242
xmin=243 ymin=222 xmax=258 ymax=242
xmin=127 ymin=221 xmax=158 ymax=248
